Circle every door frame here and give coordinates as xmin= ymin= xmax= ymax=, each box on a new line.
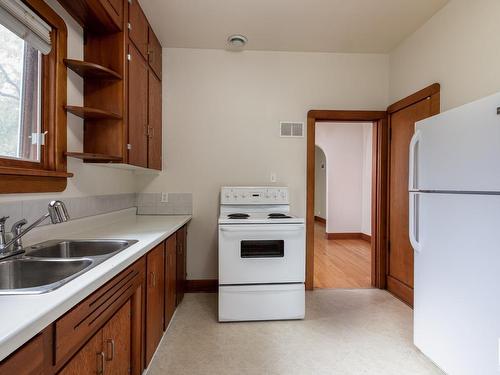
xmin=386 ymin=83 xmax=440 ymax=305
xmin=306 ymin=110 xmax=389 ymax=290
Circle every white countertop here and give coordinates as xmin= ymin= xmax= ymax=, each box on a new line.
xmin=0 ymin=208 xmax=191 ymax=361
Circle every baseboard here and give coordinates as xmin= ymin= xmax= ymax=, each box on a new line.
xmin=360 ymin=233 xmax=371 ymax=242
xmin=387 ymin=275 xmax=413 ymax=307
xmin=184 ymin=279 xmax=218 ymax=293
xmin=314 ymin=216 xmax=326 ymax=224
xmin=326 ymin=232 xmax=362 ymax=240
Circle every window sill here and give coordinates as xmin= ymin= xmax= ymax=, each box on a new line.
xmin=0 ymin=167 xmax=73 ymax=193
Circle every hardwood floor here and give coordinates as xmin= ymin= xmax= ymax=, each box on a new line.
xmin=314 ymin=222 xmax=372 ymax=289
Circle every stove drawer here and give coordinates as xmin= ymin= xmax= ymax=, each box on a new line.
xmin=219 ymin=284 xmax=305 ymax=322
xmin=218 ymin=224 xmax=305 ymax=284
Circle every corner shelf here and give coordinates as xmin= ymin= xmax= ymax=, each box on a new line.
xmin=64 ymin=59 xmax=122 ymax=80
xmin=65 ymin=152 xmax=122 ymax=163
xmin=65 ymin=106 xmax=122 ymax=120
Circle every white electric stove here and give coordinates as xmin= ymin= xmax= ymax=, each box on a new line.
xmin=218 ymin=186 xmax=305 ymax=322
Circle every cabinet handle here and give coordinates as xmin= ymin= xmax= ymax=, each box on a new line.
xmin=149 ymin=49 xmax=154 ymax=64
xmin=105 ymin=339 xmax=115 ymax=361
xmin=97 ymin=352 xmax=105 ymax=375
xmin=150 ymin=271 xmax=156 ymax=288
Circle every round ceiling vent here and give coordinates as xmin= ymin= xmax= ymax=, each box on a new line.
xmin=227 ymin=34 xmax=248 ymax=49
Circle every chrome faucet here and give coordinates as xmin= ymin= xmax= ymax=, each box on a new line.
xmin=0 ymin=201 xmax=70 ymax=260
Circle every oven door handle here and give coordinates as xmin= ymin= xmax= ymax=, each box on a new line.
xmin=220 ymin=225 xmax=304 ymax=232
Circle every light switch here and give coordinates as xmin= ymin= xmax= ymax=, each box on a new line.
xmin=270 ymin=172 xmax=277 ymax=183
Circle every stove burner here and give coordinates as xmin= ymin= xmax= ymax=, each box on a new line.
xmin=228 ymin=213 xmax=250 ymax=219
xmin=268 ymin=213 xmax=292 ymax=219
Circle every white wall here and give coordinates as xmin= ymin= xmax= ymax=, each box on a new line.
xmin=390 ymin=0 xmax=500 ymax=111
xmin=315 ymin=123 xmax=371 ymax=235
xmin=0 ymin=0 xmax=136 ymax=203
xmin=137 ymin=48 xmax=389 ymax=279
xmin=314 ymin=146 xmax=327 ymax=219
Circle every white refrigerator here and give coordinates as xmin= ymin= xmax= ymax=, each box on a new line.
xmin=410 ymin=92 xmax=500 ymax=375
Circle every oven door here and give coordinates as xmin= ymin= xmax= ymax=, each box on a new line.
xmin=218 ymin=224 xmax=305 ymax=284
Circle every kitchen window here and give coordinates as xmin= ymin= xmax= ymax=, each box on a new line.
xmin=0 ymin=0 xmax=69 ymax=193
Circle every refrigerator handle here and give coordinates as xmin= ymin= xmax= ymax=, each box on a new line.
xmin=408 ymin=130 xmax=421 ymax=191
xmin=409 ymin=192 xmax=421 ymax=253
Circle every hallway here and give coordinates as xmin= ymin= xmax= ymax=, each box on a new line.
xmin=314 ymin=222 xmax=372 ymax=289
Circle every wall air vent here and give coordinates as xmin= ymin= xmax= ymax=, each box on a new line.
xmin=280 ymin=122 xmax=304 ymax=138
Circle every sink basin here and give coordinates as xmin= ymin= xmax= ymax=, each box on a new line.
xmin=0 ymin=259 xmax=92 ymax=294
xmin=27 ymin=240 xmax=137 ymax=259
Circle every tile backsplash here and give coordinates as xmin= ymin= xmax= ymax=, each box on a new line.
xmin=0 ymin=192 xmax=192 ymax=229
xmin=136 ymin=193 xmax=193 ymax=215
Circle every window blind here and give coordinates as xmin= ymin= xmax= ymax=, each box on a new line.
xmin=0 ymin=0 xmax=52 ymax=54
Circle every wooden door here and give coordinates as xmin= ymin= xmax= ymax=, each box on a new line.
xmin=164 ymin=234 xmax=177 ymax=329
xmin=387 ymin=84 xmax=440 ymax=306
xmin=148 ymin=27 xmax=162 ymax=79
xmin=128 ymin=0 xmax=148 ymax=58
xmin=176 ymin=226 xmax=187 ymax=306
xmin=102 ymin=300 xmax=131 ymax=375
xmin=148 ymin=71 xmax=162 ymax=170
xmin=59 ymin=331 xmax=103 ymax=375
xmin=128 ymin=43 xmax=148 ymax=168
xmin=145 ymin=243 xmax=165 ymax=365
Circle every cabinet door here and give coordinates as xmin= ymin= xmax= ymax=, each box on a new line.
xmin=148 ymin=71 xmax=162 ymax=170
xmin=128 ymin=0 xmax=148 ymax=59
xmin=164 ymin=234 xmax=177 ymax=329
xmin=148 ymin=27 xmax=162 ymax=79
xmin=145 ymin=243 xmax=165 ymax=365
xmin=176 ymin=226 xmax=187 ymax=305
xmin=0 ymin=334 xmax=45 ymax=375
xmin=59 ymin=331 xmax=104 ymax=375
xmin=128 ymin=43 xmax=148 ymax=168
xmin=102 ymin=300 xmax=131 ymax=375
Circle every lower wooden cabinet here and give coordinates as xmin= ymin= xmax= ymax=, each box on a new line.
xmin=0 ymin=225 xmax=188 ymax=375
xmin=164 ymin=234 xmax=177 ymax=329
xmin=145 ymin=243 xmax=165 ymax=365
xmin=176 ymin=225 xmax=187 ymax=305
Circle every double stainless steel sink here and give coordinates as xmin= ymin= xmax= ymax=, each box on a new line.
xmin=0 ymin=239 xmax=137 ymax=295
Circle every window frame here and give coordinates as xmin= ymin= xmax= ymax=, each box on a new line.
xmin=0 ymin=0 xmax=70 ymax=193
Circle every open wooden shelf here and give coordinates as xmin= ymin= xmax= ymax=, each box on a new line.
xmin=65 ymin=152 xmax=122 ymax=162
xmin=65 ymin=106 xmax=122 ymax=120
xmin=64 ymin=59 xmax=122 ymax=80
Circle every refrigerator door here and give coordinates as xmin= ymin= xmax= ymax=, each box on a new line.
xmin=410 ymin=91 xmax=500 ymax=192
xmin=413 ymin=192 xmax=500 ymax=375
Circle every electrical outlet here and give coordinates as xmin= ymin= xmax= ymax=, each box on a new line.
xmin=270 ymin=172 xmax=277 ymax=183
xmin=161 ymin=192 xmax=169 ymax=203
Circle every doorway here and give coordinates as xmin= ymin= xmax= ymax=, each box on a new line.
xmin=313 ymin=123 xmax=373 ymax=289
xmin=306 ymin=110 xmax=388 ymax=291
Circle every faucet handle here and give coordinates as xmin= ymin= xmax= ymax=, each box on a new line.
xmin=11 ymin=219 xmax=27 ymax=235
xmin=0 ymin=216 xmax=9 ymax=228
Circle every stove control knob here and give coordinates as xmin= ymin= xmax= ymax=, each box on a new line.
xmin=225 ymin=193 xmax=230 ymax=199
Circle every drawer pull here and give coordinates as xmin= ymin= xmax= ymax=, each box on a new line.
xmin=97 ymin=352 xmax=105 ymax=375
xmin=105 ymin=339 xmax=115 ymax=361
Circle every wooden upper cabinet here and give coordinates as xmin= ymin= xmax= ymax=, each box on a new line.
xmin=100 ymin=0 xmax=123 ymax=30
xmin=102 ymin=301 xmax=131 ymax=375
xmin=145 ymin=243 xmax=165 ymax=366
xmin=56 ymin=0 xmax=123 ymax=32
xmin=164 ymin=234 xmax=177 ymax=329
xmin=128 ymin=0 xmax=149 ymax=59
xmin=176 ymin=226 xmax=187 ymax=306
xmin=128 ymin=43 xmax=149 ymax=168
xmin=148 ymin=71 xmax=162 ymax=170
xmin=148 ymin=27 xmax=162 ymax=79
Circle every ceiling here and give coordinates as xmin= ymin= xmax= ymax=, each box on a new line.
xmin=139 ymin=0 xmax=449 ymax=53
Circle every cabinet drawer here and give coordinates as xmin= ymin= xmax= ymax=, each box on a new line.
xmin=55 ymin=258 xmax=145 ymax=367
xmin=0 ymin=334 xmax=45 ymax=375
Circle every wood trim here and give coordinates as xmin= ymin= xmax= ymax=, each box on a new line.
xmin=387 ymin=83 xmax=440 ymax=114
xmin=387 ymin=275 xmax=413 ymax=307
xmin=308 ymin=110 xmax=387 ymax=122
xmin=306 ymin=110 xmax=388 ymax=291
xmin=184 ymin=279 xmax=218 ymax=293
xmin=314 ymin=216 xmax=326 ymax=224
xmin=326 ymin=233 xmax=364 ymax=240
xmin=360 ymin=233 xmax=371 ymax=242
xmin=0 ymin=0 xmax=69 ymax=194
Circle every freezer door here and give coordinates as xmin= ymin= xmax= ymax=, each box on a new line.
xmin=411 ymin=91 xmax=500 ymax=192
xmin=414 ymin=192 xmax=500 ymax=375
